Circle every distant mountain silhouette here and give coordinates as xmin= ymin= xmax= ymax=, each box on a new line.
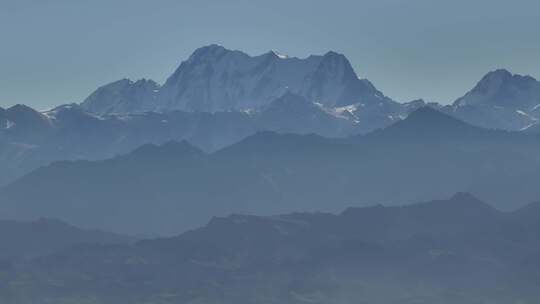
xmin=2 ymin=108 xmax=540 ymax=235
xmin=366 ymin=106 xmax=480 ymax=140
xmin=4 ymin=194 xmax=540 ymax=303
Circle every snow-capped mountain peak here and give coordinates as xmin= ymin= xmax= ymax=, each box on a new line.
xmin=454 ymin=69 xmax=540 ymax=108
xmin=81 ymin=78 xmax=160 ymax=115
xmin=83 ymin=45 xmax=396 ymax=115
xmin=449 ymin=69 xmax=540 ymax=130
xmin=270 ymin=50 xmax=289 ymax=59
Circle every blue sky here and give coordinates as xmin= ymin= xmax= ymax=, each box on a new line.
xmin=1 ymin=0 xmax=539 ymax=109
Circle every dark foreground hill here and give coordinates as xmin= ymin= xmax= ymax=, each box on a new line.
xmin=2 ymin=108 xmax=540 ymax=235
xmin=3 ymin=193 xmax=540 ymax=304
xmin=0 ymin=218 xmax=131 ymax=260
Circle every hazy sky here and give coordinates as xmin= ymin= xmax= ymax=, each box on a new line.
xmin=1 ymin=0 xmax=539 ymax=109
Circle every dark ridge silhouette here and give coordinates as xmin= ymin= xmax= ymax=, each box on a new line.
xmin=5 ymin=194 xmax=540 ymax=303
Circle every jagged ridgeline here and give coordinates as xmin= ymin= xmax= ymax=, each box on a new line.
xmin=81 ymin=45 xmax=398 ymax=113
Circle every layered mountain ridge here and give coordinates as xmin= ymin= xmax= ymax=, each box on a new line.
xmin=3 ymin=107 xmax=540 ymax=235
xmin=0 ymin=92 xmax=372 ymax=186
xmin=5 ymin=193 xmax=540 ymax=303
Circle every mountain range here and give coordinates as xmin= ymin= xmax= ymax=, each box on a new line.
xmin=79 ymin=45 xmax=540 ymax=133
xmin=2 ymin=44 xmax=540 ymax=303
xmin=3 ymin=193 xmax=540 ymax=303
xmin=2 ymin=107 xmax=540 ymax=235
xmin=82 ymin=45 xmax=400 ymax=114
xmin=2 ymin=45 xmax=540 ymax=186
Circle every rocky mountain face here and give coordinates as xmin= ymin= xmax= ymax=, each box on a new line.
xmin=81 ymin=79 xmax=160 ymax=115
xmin=4 ymin=193 xmax=540 ymax=303
xmin=81 ymin=45 xmax=415 ymax=129
xmin=447 ymin=69 xmax=540 ymax=130
xmin=2 ymin=108 xmax=540 ymax=235
xmin=82 ymin=45 xmax=398 ymax=114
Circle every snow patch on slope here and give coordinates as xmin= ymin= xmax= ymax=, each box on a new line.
xmin=2 ymin=120 xmax=16 ymax=130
